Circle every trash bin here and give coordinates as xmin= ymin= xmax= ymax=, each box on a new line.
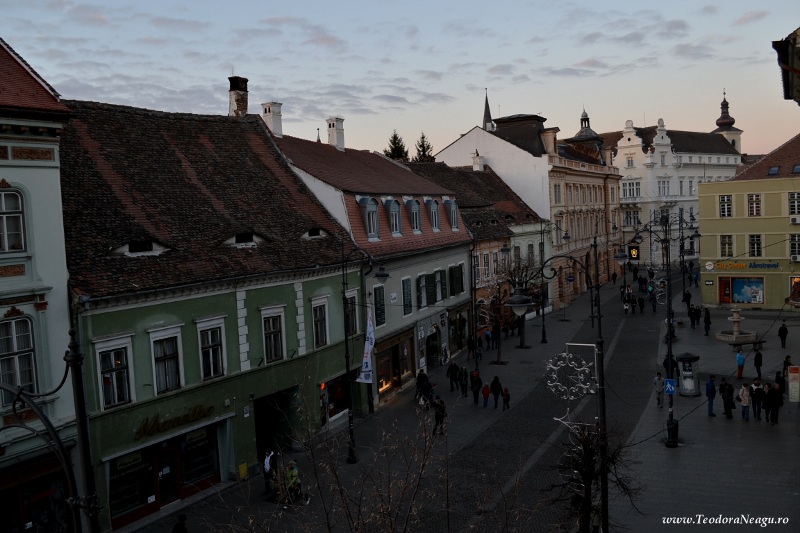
xmin=676 ymin=353 xmax=700 ymax=397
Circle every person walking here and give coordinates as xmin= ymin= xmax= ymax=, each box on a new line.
xmin=284 ymin=460 xmax=310 ymax=507
xmin=415 ymin=369 xmax=428 ymax=401
xmin=490 ymin=376 xmax=503 ymax=408
xmin=753 ymin=350 xmax=763 ymax=380
xmin=653 ymin=371 xmax=664 ymax=408
xmin=467 ymin=335 xmax=475 ymax=360
xmin=688 ymin=305 xmax=696 ymax=329
xmin=736 ymin=350 xmax=745 ymax=379
xmin=682 ymin=289 xmax=692 ymax=311
xmin=612 ymin=271 xmax=617 ymax=285
xmin=703 ymin=308 xmax=712 ymax=336
xmin=762 ymin=383 xmax=773 ymax=422
xmin=706 ymin=375 xmax=717 ymax=416
xmin=778 ymin=320 xmax=788 ymax=348
xmin=432 ymin=395 xmax=447 ymax=435
xmin=471 ymin=370 xmax=482 ymax=406
xmin=750 ymin=379 xmax=764 ymax=421
xmin=739 ymin=382 xmax=751 ymax=421
xmin=775 ymin=370 xmax=786 ymax=398
xmin=447 ymin=361 xmax=459 ymax=392
xmin=766 ymin=383 xmax=783 ymax=425
xmin=481 ymin=383 xmax=491 ymax=408
xmin=649 ymin=291 xmax=658 ymax=313
xmin=719 ymin=377 xmax=734 ymax=419
xmin=502 ymin=387 xmax=511 ymax=410
xmin=782 ymin=355 xmax=792 ymax=378
xmin=458 ymin=366 xmax=469 ymax=397
xmin=637 ymin=295 xmax=645 ymax=314
xmin=263 ymin=448 xmax=279 ymax=501
xmin=662 ymin=354 xmax=679 ymax=382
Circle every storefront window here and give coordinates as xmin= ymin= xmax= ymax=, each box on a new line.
xmin=109 ymin=449 xmax=153 ymax=519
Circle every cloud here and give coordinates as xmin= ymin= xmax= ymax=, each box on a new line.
xmin=150 ymin=16 xmax=210 ymax=32
xmin=581 ymin=32 xmax=604 ymax=45
xmin=373 ymin=94 xmax=411 ymax=105
xmin=657 ymin=20 xmax=690 ymax=39
xmin=699 ymin=5 xmax=717 ymax=15
xmin=575 ymin=58 xmax=609 ymax=69
xmin=540 ymin=67 xmax=593 ymax=77
xmin=673 ymin=43 xmax=714 ymax=59
xmin=66 ymin=4 xmax=110 ymax=25
xmin=487 ymin=64 xmax=514 ymax=76
xmin=415 ymin=70 xmax=443 ymax=81
xmin=733 ymin=11 xmax=767 ymax=26
xmin=263 ymin=16 xmax=346 ymax=50
xmin=612 ymin=32 xmax=646 ymax=45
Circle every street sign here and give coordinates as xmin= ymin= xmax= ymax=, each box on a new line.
xmin=664 ymin=379 xmax=676 ymax=395
xmin=567 ymin=275 xmax=575 ymax=282
xmin=627 ymin=244 xmax=640 ymax=262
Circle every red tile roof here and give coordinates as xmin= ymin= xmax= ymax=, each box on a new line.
xmin=0 ymin=37 xmax=69 ymax=114
xmin=732 ymin=132 xmax=800 ymax=181
xmin=60 ymin=100 xmax=349 ymax=298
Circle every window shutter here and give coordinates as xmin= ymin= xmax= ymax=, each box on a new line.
xmin=416 ymin=276 xmax=423 ymax=309
xmin=375 ymin=286 xmax=386 ymax=326
xmin=440 ymin=270 xmax=447 ymax=299
xmin=457 ymin=264 xmax=464 ymax=293
xmin=448 ymin=266 xmax=456 ymax=297
xmin=426 ymin=273 xmax=436 ymax=305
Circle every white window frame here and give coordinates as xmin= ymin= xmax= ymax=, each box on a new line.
xmin=0 ymin=317 xmax=35 ymax=407
xmin=0 ymin=191 xmax=25 ymax=253
xmin=345 ymin=288 xmax=359 ymax=334
xmin=311 ymin=296 xmax=329 ymax=349
xmin=719 ymin=195 xmax=732 ymax=217
xmin=720 ymin=235 xmax=733 ymax=257
xmin=748 ymin=234 xmax=762 ymax=257
xmin=409 ymin=200 xmax=421 ymax=233
xmin=94 ymin=333 xmax=135 ymax=410
xmin=260 ymin=305 xmax=286 ymax=363
xmin=747 ymin=194 xmax=761 ymax=217
xmin=789 ymin=192 xmax=800 ymax=215
xmin=148 ymin=324 xmax=184 ymax=395
xmin=196 ymin=316 xmax=227 ymax=381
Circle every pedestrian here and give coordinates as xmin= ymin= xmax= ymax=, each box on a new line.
xmin=284 ymin=460 xmax=310 ymax=507
xmin=736 ymin=350 xmax=745 ymax=379
xmin=172 ymin=514 xmax=188 ymax=533
xmin=502 ymin=387 xmax=511 ymax=410
xmin=263 ymin=448 xmax=279 ymax=500
xmin=750 ymin=378 xmax=764 ymax=421
xmin=619 ymin=284 xmax=625 ymax=302
xmin=762 ymin=383 xmax=773 ymax=421
xmin=706 ymin=375 xmax=717 ymax=416
xmin=612 ymin=271 xmax=617 ymax=285
xmin=782 ymin=355 xmax=792 ymax=378
xmin=693 ymin=271 xmax=699 ymax=287
xmin=471 ymin=370 xmax=482 ymax=406
xmin=719 ymin=377 xmax=734 ymax=419
xmin=754 ymin=350 xmax=763 ymax=380
xmin=703 ymin=307 xmax=711 ymax=336
xmin=432 ymin=395 xmax=447 ymax=435
xmin=420 ymin=380 xmax=433 ymax=410
xmin=502 ymin=324 xmax=509 ymax=339
xmin=484 ymin=329 xmax=492 ymax=350
xmin=766 ymin=383 xmax=783 ymax=425
xmin=637 ymin=295 xmax=645 ymax=314
xmin=630 ymin=292 xmax=637 ymax=314
xmin=458 ymin=366 xmax=469 ymax=397
xmin=688 ymin=305 xmax=696 ymax=329
xmin=623 ymin=299 xmax=629 ymax=315
xmin=481 ymin=383 xmax=490 ymax=408
xmin=491 ymin=325 xmax=499 ymax=349
xmin=739 ymin=382 xmax=751 ymax=421
xmin=682 ymin=289 xmax=692 ymax=311
xmin=490 ymin=376 xmax=503 ymax=408
xmin=662 ymin=354 xmax=678 ymax=381
xmin=447 ymin=361 xmax=459 ymax=392
xmin=414 ymin=369 xmax=428 ymax=401
xmin=475 ymin=344 xmax=483 ymax=363
xmin=653 ymin=371 xmax=664 ymax=408
xmin=650 ymin=291 xmax=658 ymax=313
xmin=467 ymin=335 xmax=475 ymax=360
xmin=778 ymin=320 xmax=788 ymax=348
xmin=775 ymin=370 xmax=786 ymax=397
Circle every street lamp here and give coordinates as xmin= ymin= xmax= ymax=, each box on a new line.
xmin=341 ymin=240 xmax=388 ymax=464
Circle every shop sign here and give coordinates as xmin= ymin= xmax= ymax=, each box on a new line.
xmin=710 ymin=261 xmax=779 ymax=271
xmin=134 ymin=404 xmax=214 ymax=440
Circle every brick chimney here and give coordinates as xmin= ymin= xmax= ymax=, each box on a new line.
xmin=228 ymin=76 xmax=248 ymax=117
xmin=327 ymin=116 xmax=345 ymax=151
xmin=261 ymin=102 xmax=283 ymax=137
xmin=472 ymin=150 xmax=485 ymax=171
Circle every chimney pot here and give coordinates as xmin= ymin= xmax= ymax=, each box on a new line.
xmin=261 ymin=102 xmax=283 ymax=137
xmin=228 ymin=76 xmax=249 ymax=117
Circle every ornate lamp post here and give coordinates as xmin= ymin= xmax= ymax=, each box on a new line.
xmin=341 ymin=239 xmax=389 ymax=464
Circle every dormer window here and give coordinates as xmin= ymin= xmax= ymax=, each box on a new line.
xmin=426 ymin=199 xmax=440 ymax=231
xmin=768 ymin=166 xmax=779 ymax=176
xmin=359 ymin=197 xmax=379 ymax=240
xmin=406 ymin=199 xmax=421 ymax=233
xmin=224 ymin=232 xmax=265 ymax=249
xmin=235 ymin=232 xmax=254 ymax=244
xmin=302 ymin=227 xmax=328 ymax=240
xmin=112 ymin=240 xmax=167 ymax=257
xmin=384 ymin=199 xmax=402 ymax=236
xmin=443 ymin=200 xmax=459 ymax=230
xmin=129 ymin=240 xmax=153 ymax=253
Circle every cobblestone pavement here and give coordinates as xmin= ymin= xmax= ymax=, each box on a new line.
xmin=123 ymin=276 xmax=799 ymax=532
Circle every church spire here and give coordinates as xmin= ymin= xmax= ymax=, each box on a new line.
xmin=483 ymin=88 xmax=495 ymax=131
xmin=715 ymin=89 xmax=736 ymax=129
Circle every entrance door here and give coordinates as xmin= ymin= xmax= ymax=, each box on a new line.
xmin=719 ymin=277 xmax=731 ymax=304
xmin=157 ymin=441 xmax=178 ymax=505
xmin=254 ymin=388 xmax=296 ymax=460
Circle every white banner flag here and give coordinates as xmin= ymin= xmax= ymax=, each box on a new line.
xmin=356 ymin=304 xmax=375 ymax=384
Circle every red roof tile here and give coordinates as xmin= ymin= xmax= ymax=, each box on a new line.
xmin=0 ymin=37 xmax=69 ymax=114
xmin=732 ymin=132 xmax=800 ymax=181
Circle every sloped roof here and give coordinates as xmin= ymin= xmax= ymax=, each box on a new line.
xmin=600 ymin=126 xmax=739 ymax=155
xmin=60 ymin=100 xmax=348 ymax=298
xmin=0 ymin=37 xmax=69 ymax=115
xmin=489 ymin=115 xmax=547 ymax=157
xmin=274 ymin=134 xmax=452 ymax=195
xmin=732 ymin=132 xmax=800 ymax=181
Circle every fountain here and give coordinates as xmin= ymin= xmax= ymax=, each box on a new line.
xmin=715 ymin=307 xmax=757 ymax=343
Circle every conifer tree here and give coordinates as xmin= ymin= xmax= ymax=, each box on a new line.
xmin=412 ymin=131 xmax=434 ymax=162
xmin=383 ymin=130 xmax=409 ymax=161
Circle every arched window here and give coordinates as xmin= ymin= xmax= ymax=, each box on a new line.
xmin=0 ymin=191 xmax=25 ymax=253
xmin=444 ymin=200 xmax=459 ymax=230
xmin=359 ymin=197 xmax=379 ymax=239
xmin=406 ymin=200 xmax=421 ymax=233
xmin=384 ymin=199 xmax=402 ymax=235
xmin=426 ymin=199 xmax=440 ymax=231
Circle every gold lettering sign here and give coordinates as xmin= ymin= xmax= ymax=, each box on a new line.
xmin=134 ymin=404 xmax=214 ymax=441
xmin=11 ymin=147 xmax=54 ymax=161
xmin=0 ymin=264 xmax=25 ymax=277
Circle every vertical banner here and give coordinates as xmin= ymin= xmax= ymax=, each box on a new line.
xmin=788 ymin=366 xmax=799 ymax=403
xmin=356 ymin=305 xmax=375 ymax=383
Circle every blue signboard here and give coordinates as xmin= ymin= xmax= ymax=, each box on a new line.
xmin=664 ymin=379 xmax=676 ymax=395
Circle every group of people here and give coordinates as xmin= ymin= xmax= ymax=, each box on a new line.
xmin=706 ymin=373 xmax=786 ymax=425
xmin=262 ymin=448 xmax=311 ymax=508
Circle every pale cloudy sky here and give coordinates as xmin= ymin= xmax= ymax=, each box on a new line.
xmin=2 ymin=0 xmax=797 ymax=156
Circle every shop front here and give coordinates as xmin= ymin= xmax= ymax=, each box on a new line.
xmin=447 ymin=303 xmax=469 ymax=354
xmin=417 ymin=311 xmax=448 ymax=369
xmin=375 ymin=327 xmax=414 ymax=401
xmin=0 ymin=452 xmax=73 ymax=532
xmin=103 ymin=408 xmax=229 ymax=530
xmin=703 ymin=260 xmax=791 ymax=310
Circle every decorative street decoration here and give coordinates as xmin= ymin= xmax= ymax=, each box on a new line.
xmin=546 ymin=350 xmax=594 ymax=401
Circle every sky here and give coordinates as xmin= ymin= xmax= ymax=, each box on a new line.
xmin=2 ymin=0 xmax=798 ymax=156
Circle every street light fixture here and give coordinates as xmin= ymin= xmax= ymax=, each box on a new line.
xmin=341 ymin=239 xmax=389 ymax=464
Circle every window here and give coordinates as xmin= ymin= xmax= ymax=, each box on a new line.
xmin=360 ymin=198 xmax=379 ymax=239
xmin=660 ymin=154 xmax=666 ymax=166
xmin=658 ymin=180 xmax=670 ymax=196
xmin=387 ymin=200 xmax=401 ymax=235
xmin=374 ymin=285 xmax=386 ymax=326
xmin=261 ymin=307 xmax=285 ymax=363
xmin=417 ymin=275 xmax=428 ymax=308
xmin=791 ymin=235 xmax=800 ymax=256
xmin=473 ymin=255 xmax=480 ymax=281
xmin=768 ymin=166 xmax=779 ymax=176
xmin=100 ymin=347 xmax=130 ymax=407
xmin=553 ymin=184 xmax=562 ymax=204
xmin=492 ymin=252 xmax=498 ymax=274
xmin=198 ymin=319 xmax=225 ymax=380
xmin=748 ymin=234 xmax=762 ymax=257
xmin=427 ymin=200 xmax=440 ymax=231
xmin=0 ymin=191 xmax=24 ymax=253
xmin=528 ymin=243 xmax=534 ymax=261
xmin=689 ymin=180 xmax=693 ymax=194
xmin=679 ymin=181 xmax=684 ymax=196
xmin=513 ymin=246 xmax=521 ymax=265
xmin=402 ymin=278 xmax=412 ymax=316
xmin=448 ymin=264 xmax=464 ymax=296
xmin=150 ymin=327 xmax=182 ymax=394
xmin=345 ymin=290 xmax=358 ymax=334
xmin=444 ymin=200 xmax=458 ymax=230
xmin=483 ymin=253 xmax=490 ymax=277
xmin=626 ymin=155 xmax=634 ymax=168
xmin=719 ymin=195 xmax=732 ymax=217
xmin=789 ymin=192 xmax=800 ymax=215
xmin=720 ymin=235 xmax=733 ymax=257
xmin=688 ymin=156 xmax=693 ymax=163
xmin=312 ymin=299 xmax=328 ymax=348
xmin=622 ymin=182 xmax=640 ymax=198
xmin=434 ymin=270 xmax=444 ymax=301
xmin=793 ymin=164 xmax=800 ymax=174
xmin=0 ymin=318 xmax=34 ymax=406
xmin=408 ymin=200 xmax=421 ymax=232
xmin=747 ymin=194 xmax=761 ymax=216
xmin=567 ymin=186 xmax=573 ymax=204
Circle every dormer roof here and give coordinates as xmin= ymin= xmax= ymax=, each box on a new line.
xmin=0 ymin=37 xmax=69 ymax=116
